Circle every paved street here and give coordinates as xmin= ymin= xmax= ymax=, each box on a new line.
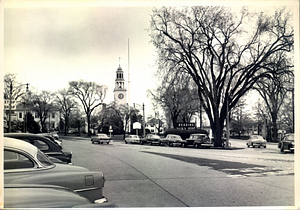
xmin=61 ymin=136 xmax=294 ymax=207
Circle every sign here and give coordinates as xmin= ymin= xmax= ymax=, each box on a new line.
xmin=177 ymin=122 xmax=195 ymax=128
xmin=133 ymin=122 xmax=141 ymax=129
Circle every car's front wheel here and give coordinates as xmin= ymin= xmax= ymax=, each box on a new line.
xmin=280 ymin=144 xmax=284 ymax=152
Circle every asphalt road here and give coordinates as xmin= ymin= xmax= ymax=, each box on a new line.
xmin=61 ymin=136 xmax=294 ymax=208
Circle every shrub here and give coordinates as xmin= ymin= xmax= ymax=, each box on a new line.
xmin=163 ymin=128 xmax=208 ymax=140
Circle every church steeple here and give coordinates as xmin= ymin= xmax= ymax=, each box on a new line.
xmin=114 ymin=57 xmax=127 ymax=104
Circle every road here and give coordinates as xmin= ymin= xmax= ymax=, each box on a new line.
xmin=61 ymin=136 xmax=294 ymax=208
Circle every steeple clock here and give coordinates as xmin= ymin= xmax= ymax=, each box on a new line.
xmin=113 ymin=62 xmax=127 ymax=105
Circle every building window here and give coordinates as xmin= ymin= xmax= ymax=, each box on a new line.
xmin=52 ymin=113 xmax=55 ymax=118
xmin=19 ymin=112 xmax=22 ymax=119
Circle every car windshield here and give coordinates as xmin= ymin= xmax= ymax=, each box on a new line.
xmin=151 ymin=135 xmax=160 ymax=138
xmin=251 ymin=135 xmax=263 ymax=140
xmin=37 ymin=150 xmax=54 ymax=167
xmin=131 ymin=135 xmax=139 ymax=138
xmin=285 ymin=134 xmax=294 ymax=141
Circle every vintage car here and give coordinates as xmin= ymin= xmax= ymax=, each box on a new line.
xmin=4 ymin=184 xmax=117 ymax=208
xmin=37 ymin=133 xmax=62 ymax=148
xmin=4 ymin=137 xmax=108 ymax=204
xmin=246 ymin=135 xmax=267 ymax=148
xmin=278 ymin=133 xmax=294 ymax=153
xmin=91 ymin=133 xmax=111 ymax=144
xmin=192 ymin=133 xmax=213 ymax=148
xmin=182 ymin=132 xmax=210 ymax=147
xmin=5 ymin=133 xmax=72 ymax=164
xmin=163 ymin=134 xmax=185 ymax=147
xmin=125 ymin=135 xmax=141 ymax=144
xmin=140 ymin=134 xmax=161 ymax=145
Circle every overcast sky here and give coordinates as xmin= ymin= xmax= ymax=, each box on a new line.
xmin=3 ymin=0 xmax=298 ymax=117
xmin=4 ymin=2 xmax=159 ymax=116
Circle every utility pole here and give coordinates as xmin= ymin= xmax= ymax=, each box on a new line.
xmin=8 ymin=82 xmax=12 ymax=133
xmin=142 ymin=103 xmax=145 ymax=137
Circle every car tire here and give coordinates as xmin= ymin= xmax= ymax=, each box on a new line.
xmin=107 ymin=142 xmax=109 ymax=144
xmin=264 ymin=146 xmax=266 ymax=148
xmin=92 ymin=141 xmax=94 ymax=144
xmin=125 ymin=141 xmax=127 ymax=144
xmin=280 ymin=145 xmax=284 ymax=152
xmin=247 ymin=144 xmax=249 ymax=148
xmin=169 ymin=142 xmax=173 ymax=147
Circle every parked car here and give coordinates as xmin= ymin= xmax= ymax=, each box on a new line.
xmin=37 ymin=133 xmax=63 ymax=148
xmin=163 ymin=134 xmax=185 ymax=147
xmin=4 ymin=137 xmax=108 ymax=204
xmin=91 ymin=133 xmax=111 ymax=144
xmin=246 ymin=135 xmax=267 ymax=148
xmin=278 ymin=133 xmax=294 ymax=153
xmin=125 ymin=135 xmax=140 ymax=144
xmin=4 ymin=184 xmax=118 ymax=208
xmin=192 ymin=133 xmax=213 ymax=148
xmin=4 ymin=133 xmax=72 ymax=164
xmin=140 ymin=134 xmax=161 ymax=145
xmin=182 ymin=132 xmax=209 ymax=147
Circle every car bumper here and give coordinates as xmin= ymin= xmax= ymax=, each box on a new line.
xmin=94 ymin=196 xmax=108 ymax=204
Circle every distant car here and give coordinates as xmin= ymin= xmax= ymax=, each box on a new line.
xmin=4 ymin=133 xmax=72 ymax=164
xmin=192 ymin=133 xmax=213 ymax=148
xmin=163 ymin=134 xmax=185 ymax=147
xmin=4 ymin=184 xmax=118 ymax=208
xmin=91 ymin=133 xmax=111 ymax=144
xmin=125 ymin=135 xmax=140 ymax=144
xmin=246 ymin=135 xmax=267 ymax=148
xmin=141 ymin=134 xmax=161 ymax=145
xmin=4 ymin=137 xmax=108 ymax=204
xmin=278 ymin=133 xmax=294 ymax=153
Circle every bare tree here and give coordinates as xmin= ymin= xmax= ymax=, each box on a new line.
xmin=29 ymin=91 xmax=55 ymax=133
xmin=253 ymin=51 xmax=293 ymax=142
xmin=4 ymin=73 xmax=29 ymax=132
xmin=149 ymin=6 xmax=293 ymax=146
xmin=55 ymin=88 xmax=78 ymax=135
xmin=69 ymin=80 xmax=107 ymax=136
xmin=150 ymin=72 xmax=199 ymax=128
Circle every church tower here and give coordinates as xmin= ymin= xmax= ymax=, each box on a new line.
xmin=114 ymin=59 xmax=127 ymax=105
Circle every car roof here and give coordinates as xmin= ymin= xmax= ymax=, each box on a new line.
xmin=5 ymin=133 xmax=50 ymax=139
xmin=4 ymin=137 xmax=38 ymax=157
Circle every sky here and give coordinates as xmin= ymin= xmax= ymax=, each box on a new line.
xmin=4 ymin=1 xmax=161 ymax=116
xmin=3 ymin=0 xmax=299 ymax=118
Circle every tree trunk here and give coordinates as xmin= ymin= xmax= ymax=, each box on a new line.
xmin=87 ymin=114 xmax=91 ymax=137
xmin=271 ymin=112 xmax=278 ymax=142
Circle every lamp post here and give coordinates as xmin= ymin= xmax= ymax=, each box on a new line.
xmin=226 ymin=92 xmax=233 ymax=148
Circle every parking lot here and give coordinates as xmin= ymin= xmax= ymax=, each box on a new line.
xmin=61 ymin=136 xmax=295 ymax=207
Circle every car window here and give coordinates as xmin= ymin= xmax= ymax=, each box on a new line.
xmin=33 ymin=140 xmax=49 ymax=151
xmin=285 ymin=135 xmax=294 ymax=141
xmin=4 ymin=150 xmax=34 ymax=170
xmin=37 ymin=150 xmax=54 ymax=167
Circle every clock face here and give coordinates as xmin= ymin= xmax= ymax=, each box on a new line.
xmin=118 ymin=93 xmax=124 ymax=99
